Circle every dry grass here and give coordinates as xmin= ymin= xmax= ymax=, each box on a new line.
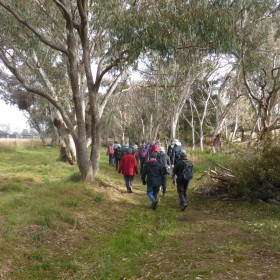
xmin=0 ymin=138 xmax=48 ymax=150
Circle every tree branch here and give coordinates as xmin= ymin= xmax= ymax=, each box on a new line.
xmin=95 ymin=50 xmax=130 ymax=87
xmin=0 ymin=48 xmax=75 ymax=138
xmin=241 ymin=63 xmax=261 ymax=102
xmin=0 ymin=0 xmax=68 ymax=54
xmin=53 ymin=0 xmax=80 ymax=31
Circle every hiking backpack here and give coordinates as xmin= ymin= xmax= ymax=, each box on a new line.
xmin=173 ymin=146 xmax=182 ymax=164
xmin=108 ymin=145 xmax=114 ymax=155
xmin=115 ymin=148 xmax=122 ymax=159
xmin=157 ymin=153 xmax=170 ymax=175
xmin=140 ymin=148 xmax=148 ymax=159
xmin=182 ymin=160 xmax=193 ymax=181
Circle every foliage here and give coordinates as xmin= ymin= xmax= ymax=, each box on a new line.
xmin=229 ymin=141 xmax=280 ymax=201
xmin=1 ymin=0 xmax=280 ymax=179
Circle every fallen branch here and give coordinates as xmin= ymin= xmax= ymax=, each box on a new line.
xmin=194 ymin=167 xmax=236 ymax=198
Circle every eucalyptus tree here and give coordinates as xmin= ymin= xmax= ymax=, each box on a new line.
xmin=132 ymin=0 xmax=238 ymax=141
xmin=0 ymin=0 xmax=149 ymax=180
xmin=189 ymin=80 xmax=215 ymax=151
xmin=229 ymin=0 xmax=280 ymax=141
xmin=106 ymin=84 xmax=159 ymax=144
xmin=0 ymin=0 xmax=253 ymax=180
xmin=23 ymin=98 xmax=53 ymax=147
xmin=225 ymin=96 xmax=255 ymax=142
xmin=131 ymin=59 xmax=170 ymax=142
xmin=0 ymin=78 xmax=59 ymax=146
xmin=0 ymin=9 xmax=78 ymax=163
xmin=241 ymin=31 xmax=280 ymax=141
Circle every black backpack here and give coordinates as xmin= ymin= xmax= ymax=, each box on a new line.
xmin=182 ymin=160 xmax=193 ymax=181
xmin=157 ymin=153 xmax=170 ymax=175
xmin=172 ymin=145 xmax=182 ymax=164
xmin=115 ymin=148 xmax=122 ymax=159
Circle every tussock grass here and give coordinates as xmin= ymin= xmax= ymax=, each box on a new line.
xmin=0 ymin=147 xmax=280 ymax=279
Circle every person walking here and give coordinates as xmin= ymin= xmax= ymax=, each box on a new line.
xmin=120 ymin=143 xmax=129 ymax=158
xmin=172 ymin=150 xmax=193 ymax=211
xmin=171 ymin=140 xmax=183 ymax=167
xmin=139 ymin=144 xmax=148 ymax=175
xmin=114 ymin=144 xmax=122 ymax=171
xmin=156 ymin=146 xmax=171 ymax=197
xmin=167 ymin=139 xmax=176 ymax=166
xmin=133 ymin=144 xmax=139 ymax=165
xmin=112 ymin=141 xmax=119 ymax=166
xmin=106 ymin=142 xmax=115 ymax=166
xmin=141 ymin=152 xmax=164 ymax=210
xmin=118 ymin=148 xmax=138 ymax=193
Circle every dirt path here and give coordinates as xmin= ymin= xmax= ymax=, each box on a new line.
xmin=100 ymin=180 xmax=280 ymax=280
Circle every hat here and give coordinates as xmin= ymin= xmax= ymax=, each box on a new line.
xmin=159 ymin=146 xmax=165 ymax=152
xmin=180 ymin=150 xmax=187 ymax=157
xmin=134 ymin=144 xmax=138 ymax=149
xmin=176 ymin=141 xmax=181 ymax=146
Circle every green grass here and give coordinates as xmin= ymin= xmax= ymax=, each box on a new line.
xmin=0 ymin=147 xmax=280 ymax=279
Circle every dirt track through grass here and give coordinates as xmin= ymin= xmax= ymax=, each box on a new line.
xmin=1 ymin=148 xmax=280 ymax=279
xmin=81 ymin=175 xmax=280 ymax=280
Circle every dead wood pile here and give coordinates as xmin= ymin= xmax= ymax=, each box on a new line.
xmin=195 ymin=164 xmax=236 ymax=198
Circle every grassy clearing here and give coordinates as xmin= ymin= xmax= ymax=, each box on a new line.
xmin=0 ymin=147 xmax=280 ymax=279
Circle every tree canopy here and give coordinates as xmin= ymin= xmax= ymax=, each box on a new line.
xmin=0 ymin=0 xmax=280 ymax=180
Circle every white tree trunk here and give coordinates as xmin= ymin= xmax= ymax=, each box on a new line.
xmin=149 ymin=114 xmax=153 ymax=140
xmin=170 ymin=113 xmax=179 ymax=140
xmin=231 ymin=105 xmax=239 ymax=142
xmin=189 ymin=101 xmax=196 ymax=150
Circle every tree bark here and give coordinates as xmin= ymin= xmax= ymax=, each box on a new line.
xmin=50 ymin=125 xmax=59 ymax=147
xmin=90 ymin=94 xmax=101 ymax=176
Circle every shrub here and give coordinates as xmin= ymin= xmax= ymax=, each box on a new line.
xmin=229 ymin=142 xmax=280 ymax=201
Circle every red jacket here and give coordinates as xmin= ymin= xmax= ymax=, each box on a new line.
xmin=119 ymin=153 xmax=138 ymax=176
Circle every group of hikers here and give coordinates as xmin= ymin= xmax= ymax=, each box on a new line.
xmin=106 ymin=139 xmax=193 ymax=211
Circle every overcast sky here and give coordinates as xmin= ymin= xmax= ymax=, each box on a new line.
xmin=0 ymin=99 xmax=30 ymax=132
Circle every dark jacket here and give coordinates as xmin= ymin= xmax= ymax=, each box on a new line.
xmin=114 ymin=147 xmax=122 ymax=160
xmin=141 ymin=159 xmax=163 ymax=187
xmin=167 ymin=144 xmax=174 ymax=157
xmin=173 ymin=156 xmax=189 ymax=184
